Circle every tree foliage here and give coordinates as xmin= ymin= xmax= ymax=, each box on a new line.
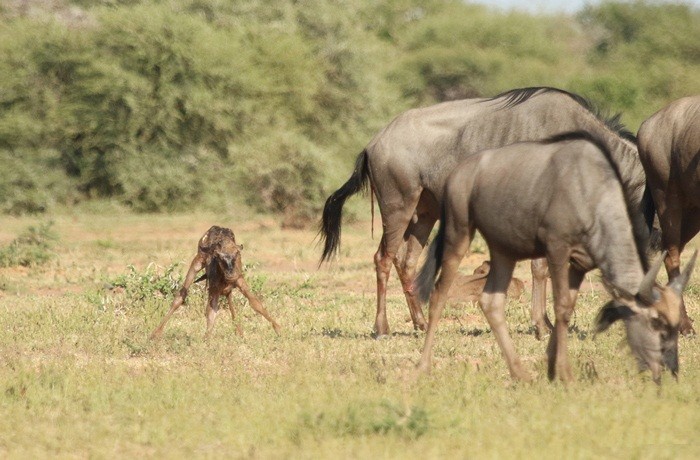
xmin=0 ymin=0 xmax=698 ymax=218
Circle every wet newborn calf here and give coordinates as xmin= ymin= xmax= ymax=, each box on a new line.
xmin=150 ymin=226 xmax=281 ymax=339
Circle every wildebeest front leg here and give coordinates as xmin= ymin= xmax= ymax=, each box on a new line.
xmin=236 ymin=277 xmax=281 ymax=335
xmin=546 ymin=253 xmax=585 ymax=383
xmin=478 ymin=254 xmax=530 ymax=381
xmin=530 ymin=258 xmax=554 ymax=340
xmin=150 ymin=253 xmax=206 ymax=339
xmin=416 ymin=230 xmax=471 ymax=374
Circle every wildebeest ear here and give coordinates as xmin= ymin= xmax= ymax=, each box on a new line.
xmin=239 ymin=243 xmax=244 ymax=251
xmin=594 ymin=301 xmax=635 ymax=333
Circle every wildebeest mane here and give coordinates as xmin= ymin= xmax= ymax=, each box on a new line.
xmin=487 ymin=87 xmax=637 ymax=143
xmin=542 ymin=130 xmax=649 ymax=269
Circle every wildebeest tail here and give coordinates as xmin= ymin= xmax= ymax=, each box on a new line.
xmin=415 ymin=206 xmax=447 ymax=304
xmin=319 ymin=150 xmax=370 ymax=263
xmin=641 ymin=185 xmax=663 ymax=252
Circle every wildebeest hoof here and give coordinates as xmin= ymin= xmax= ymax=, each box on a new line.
xmin=415 ymin=360 xmax=432 ymax=375
xmin=533 ymin=324 xmax=552 ymax=341
xmin=414 ymin=321 xmax=428 ymax=332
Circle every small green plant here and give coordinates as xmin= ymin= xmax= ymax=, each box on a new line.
xmin=108 ymin=262 xmax=184 ymax=306
xmin=0 ymin=221 xmax=58 ymax=267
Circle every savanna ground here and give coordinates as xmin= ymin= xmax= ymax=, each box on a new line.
xmin=1 ymin=207 xmax=700 ymax=458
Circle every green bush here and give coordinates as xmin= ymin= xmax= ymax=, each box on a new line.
xmin=0 ymin=221 xmax=58 ymax=267
xmin=108 ymin=262 xmax=184 ymax=306
xmin=0 ymin=0 xmax=699 ymax=215
xmin=0 ymin=149 xmax=76 ymax=215
xmin=236 ymin=132 xmax=330 ymax=228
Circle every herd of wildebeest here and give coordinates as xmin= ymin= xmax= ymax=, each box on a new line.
xmin=151 ymin=87 xmax=700 ymax=385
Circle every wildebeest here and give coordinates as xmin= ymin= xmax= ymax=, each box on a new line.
xmin=638 ymin=96 xmax=700 ymax=335
xmin=149 ymin=226 xmax=281 ymax=339
xmin=414 ymin=131 xmax=695 ymax=383
xmin=320 ymin=87 xmax=653 ymax=338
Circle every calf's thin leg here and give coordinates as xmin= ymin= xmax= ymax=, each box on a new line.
xmin=150 ymin=254 xmax=205 ymax=339
xmin=236 ymin=277 xmax=281 ymax=335
xmin=530 ymin=258 xmax=553 ymax=340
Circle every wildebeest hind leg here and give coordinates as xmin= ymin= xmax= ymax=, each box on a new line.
xmin=226 ymin=293 xmax=243 ymax=336
xmin=659 ymin=198 xmax=695 ymax=335
xmin=373 ymin=198 xmax=422 ymax=337
xmin=396 ymin=204 xmax=439 ymax=332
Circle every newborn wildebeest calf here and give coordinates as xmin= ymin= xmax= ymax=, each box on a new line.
xmin=150 ymin=226 xmax=281 ymax=339
xmin=415 ymin=131 xmax=696 ymax=383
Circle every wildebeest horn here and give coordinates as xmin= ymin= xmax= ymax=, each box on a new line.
xmin=637 ymin=251 xmax=666 ymax=305
xmin=669 ymin=250 xmax=698 ymax=295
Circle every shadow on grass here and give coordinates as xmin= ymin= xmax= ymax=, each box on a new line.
xmin=317 ymin=327 xmax=422 ymax=340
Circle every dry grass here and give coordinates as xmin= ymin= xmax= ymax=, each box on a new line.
xmin=1 ymin=209 xmax=699 ymax=458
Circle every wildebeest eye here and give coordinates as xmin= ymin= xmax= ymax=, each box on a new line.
xmin=649 ymin=317 xmax=673 ymax=334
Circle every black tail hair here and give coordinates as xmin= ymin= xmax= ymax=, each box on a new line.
xmin=414 ymin=206 xmax=447 ymax=304
xmin=319 ymin=150 xmax=370 ymax=263
xmin=641 ymin=185 xmax=663 ymax=252
xmin=543 ymin=130 xmax=650 ymax=270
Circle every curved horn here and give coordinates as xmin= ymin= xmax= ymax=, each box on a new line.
xmin=637 ymin=251 xmax=666 ymax=305
xmin=669 ymin=250 xmax=698 ymax=295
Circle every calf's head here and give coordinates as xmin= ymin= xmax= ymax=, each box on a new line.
xmin=214 ymin=239 xmax=243 ymax=278
xmin=595 ymin=251 xmax=697 ymax=383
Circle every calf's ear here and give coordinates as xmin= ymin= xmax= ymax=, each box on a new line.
xmin=594 ymin=301 xmax=635 ymax=334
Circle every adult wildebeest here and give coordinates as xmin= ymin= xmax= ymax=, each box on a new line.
xmin=320 ymin=87 xmax=653 ymax=338
xmin=414 ymin=132 xmax=696 ymax=383
xmin=638 ymin=96 xmax=700 ymax=335
xmin=150 ymin=226 xmax=281 ymax=339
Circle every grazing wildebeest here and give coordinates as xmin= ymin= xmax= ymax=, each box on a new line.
xmin=150 ymin=226 xmax=281 ymax=339
xmin=414 ymin=131 xmax=696 ymax=383
xmin=320 ymin=87 xmax=653 ymax=338
xmin=638 ymin=96 xmax=700 ymax=335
